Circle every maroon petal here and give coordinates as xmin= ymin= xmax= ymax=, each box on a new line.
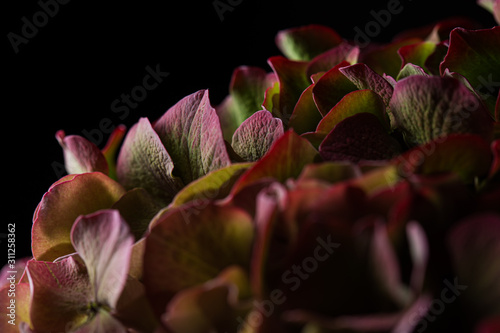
xmin=316 ymin=89 xmax=390 ymax=138
xmin=475 ymin=316 xmax=500 ymax=333
xmin=398 ymin=41 xmax=437 ymax=73
xmin=360 ymin=38 xmax=422 ymax=78
xmin=306 ymin=42 xmax=359 ymax=77
xmin=288 ymin=84 xmax=323 ymax=134
xmin=447 ymin=213 xmax=500 ymax=320
xmin=394 ymin=133 xmax=492 ymax=183
xmin=490 ymin=139 xmax=500 ymax=179
xmin=231 ymin=131 xmax=320 ymax=194
xmin=440 ymin=27 xmax=500 ymax=116
xmin=266 ymin=56 xmax=311 ymax=125
xmin=392 ymin=17 xmax=481 ymax=42
xmin=339 ymin=63 xmax=394 ymax=108
xmin=27 ymin=257 xmax=92 ymax=333
xmin=312 ymin=61 xmax=357 ymax=116
xmin=319 ymin=113 xmax=401 ymax=163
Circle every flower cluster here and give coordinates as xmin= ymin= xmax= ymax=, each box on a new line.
xmin=2 ymin=1 xmax=500 ymax=332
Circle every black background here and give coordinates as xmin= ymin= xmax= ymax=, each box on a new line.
xmin=3 ymin=0 xmax=497 ymax=261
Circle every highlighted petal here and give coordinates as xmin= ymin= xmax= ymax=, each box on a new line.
xmin=390 ymin=76 xmax=493 ymax=146
xmin=71 ymin=209 xmax=133 ymax=308
xmin=312 ymin=61 xmax=357 ymax=116
xmin=117 ymin=117 xmax=183 ymax=205
xmin=56 ymin=130 xmax=109 ymax=175
xmin=154 ymin=90 xmax=231 ymax=183
xmin=276 ymin=25 xmax=342 ymax=61
xmin=316 ymin=90 xmax=389 ymax=138
xmin=232 ymin=110 xmax=284 ymax=161
xmin=339 ymin=63 xmax=394 ymax=108
xmin=216 ymin=66 xmax=277 ymax=140
xmin=32 ymin=172 xmax=125 ymax=261
xmin=171 ymin=162 xmax=253 ymax=207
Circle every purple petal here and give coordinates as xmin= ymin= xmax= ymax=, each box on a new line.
xmin=56 ymin=130 xmax=109 ymax=175
xmin=154 ymin=90 xmax=231 ymax=183
xmin=339 ymin=63 xmax=394 ymax=108
xmin=447 ymin=213 xmax=500 ymax=318
xmin=27 ymin=257 xmax=92 ymax=333
xmin=319 ymin=113 xmax=401 ymax=163
xmin=71 ymin=209 xmax=133 ymax=308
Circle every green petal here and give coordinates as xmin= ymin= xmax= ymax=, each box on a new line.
xmin=32 ymin=172 xmax=126 ymax=261
xmin=216 ymin=67 xmax=277 ymax=141
xmin=267 ymin=56 xmax=311 ymax=125
xmin=116 ymin=117 xmax=183 ymax=205
xmin=171 ymin=162 xmax=253 ymax=207
xmin=440 ymin=27 xmax=500 ymax=116
xmin=312 ymin=61 xmax=357 ymax=116
xmin=231 ymin=131 xmax=320 ymax=194
xmin=316 ymin=89 xmax=389 ymax=139
xmin=288 ymin=84 xmax=325 ymax=135
xmin=275 ymin=25 xmax=342 ymax=61
xmin=143 ymin=203 xmax=254 ymax=316
xmin=390 ymin=76 xmax=493 ymax=146
xmin=232 ymin=110 xmax=284 ymax=161
xmin=154 ymin=90 xmax=232 ymax=184
xmin=161 ymin=266 xmax=251 ymax=333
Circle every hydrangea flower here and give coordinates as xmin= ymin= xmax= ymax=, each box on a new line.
xmin=2 ymin=2 xmax=499 ymax=332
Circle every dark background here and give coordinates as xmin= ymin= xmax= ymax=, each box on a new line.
xmin=3 ymin=0 xmax=496 ymax=261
